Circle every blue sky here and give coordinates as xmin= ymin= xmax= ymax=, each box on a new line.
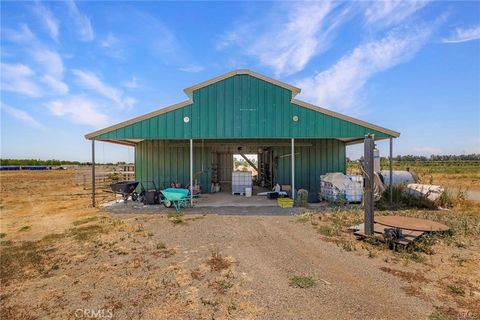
xmin=1 ymin=1 xmax=479 ymax=162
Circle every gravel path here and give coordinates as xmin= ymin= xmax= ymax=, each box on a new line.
xmin=141 ymin=214 xmax=434 ymax=319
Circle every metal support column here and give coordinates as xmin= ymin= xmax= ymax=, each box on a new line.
xmin=92 ymin=140 xmax=96 ymax=207
xmin=190 ymin=139 xmax=193 ymax=207
xmin=291 ymin=138 xmax=295 ymax=201
xmin=364 ymin=134 xmax=375 ymax=236
xmin=389 ymin=138 xmax=393 ymax=205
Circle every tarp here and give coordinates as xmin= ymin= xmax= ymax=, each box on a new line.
xmin=321 ymin=173 xmax=358 ymax=191
xmin=404 ymin=184 xmax=444 ymax=202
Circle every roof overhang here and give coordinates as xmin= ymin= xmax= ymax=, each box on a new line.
xmin=85 ymin=100 xmax=192 ymax=140
xmin=291 ymin=99 xmax=400 ymax=138
xmin=96 ymin=139 xmax=141 ymax=147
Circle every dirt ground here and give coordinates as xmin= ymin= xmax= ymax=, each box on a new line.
xmin=1 ymin=170 xmax=479 ymax=320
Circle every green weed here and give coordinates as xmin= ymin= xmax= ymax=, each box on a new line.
xmin=289 ymin=276 xmax=315 ymax=288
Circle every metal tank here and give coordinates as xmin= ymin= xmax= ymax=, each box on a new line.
xmin=380 ymin=170 xmax=417 ymax=186
xmin=374 ymin=148 xmax=380 ymax=172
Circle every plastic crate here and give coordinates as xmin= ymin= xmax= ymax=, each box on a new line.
xmin=277 ymin=198 xmax=294 ymax=208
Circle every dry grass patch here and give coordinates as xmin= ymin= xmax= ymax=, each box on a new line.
xmin=206 ymin=250 xmax=231 ymax=272
xmin=167 ymin=212 xmax=184 ymax=224
xmin=72 ymin=216 xmax=99 ymax=226
xmin=69 ymin=224 xmax=104 ymax=241
xmin=0 ymin=241 xmax=49 ymax=286
xmin=380 ymin=267 xmax=428 ymax=283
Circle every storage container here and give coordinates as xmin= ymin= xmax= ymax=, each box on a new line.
xmin=232 ymin=171 xmax=252 ymax=195
xmin=277 ymin=198 xmax=294 ymax=208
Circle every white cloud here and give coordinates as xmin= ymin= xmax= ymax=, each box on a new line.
xmin=442 ymin=25 xmax=480 ymax=43
xmin=0 ymin=63 xmax=41 ymax=97
xmin=218 ymin=2 xmax=349 ymax=76
xmin=72 ymin=69 xmax=136 ymax=108
xmin=123 ymin=76 xmax=139 ymax=89
xmin=32 ymin=48 xmax=64 ymax=78
xmin=34 ymin=2 xmax=59 ymax=40
xmin=296 ymin=25 xmax=436 ymax=112
xmin=45 ymin=96 xmax=110 ymax=128
xmin=179 ymin=64 xmax=204 ymax=73
xmin=1 ymin=24 xmax=68 ymax=95
xmin=217 ymin=2 xmax=430 ymax=76
xmin=31 ymin=48 xmax=68 ymax=94
xmin=41 ymin=75 xmax=69 ymax=95
xmin=1 ymin=24 xmax=35 ymax=43
xmin=364 ymin=1 xmax=430 ymax=28
xmin=100 ymin=33 xmax=117 ymax=48
xmin=1 ymin=102 xmax=44 ymax=129
xmin=66 ymin=0 xmax=94 ymax=41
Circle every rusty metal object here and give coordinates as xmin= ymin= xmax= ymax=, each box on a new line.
xmin=354 ymin=223 xmax=424 ymax=246
xmin=375 ymin=216 xmax=449 ymax=232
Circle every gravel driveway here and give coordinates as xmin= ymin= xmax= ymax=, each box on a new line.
xmin=137 ymin=213 xmax=434 ymax=319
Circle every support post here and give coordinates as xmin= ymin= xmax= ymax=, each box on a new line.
xmin=364 ymin=134 xmax=375 ymax=236
xmin=291 ymin=138 xmax=295 ymax=201
xmin=92 ymin=140 xmax=96 ymax=207
xmin=190 ymin=139 xmax=193 ymax=207
xmin=389 ymin=137 xmax=393 ymax=205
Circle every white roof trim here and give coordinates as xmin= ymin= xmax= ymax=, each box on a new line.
xmin=85 ymin=100 xmax=192 ymax=139
xmin=291 ymin=99 xmax=400 ymax=138
xmin=183 ymin=69 xmax=301 ymax=97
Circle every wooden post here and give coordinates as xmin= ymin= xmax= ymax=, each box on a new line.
xmin=364 ymin=134 xmax=375 ymax=236
xmin=389 ymin=137 xmax=393 ymax=205
xmin=291 ymin=138 xmax=295 ymax=201
xmin=190 ymin=139 xmax=193 ymax=207
xmin=92 ymin=140 xmax=96 ymax=207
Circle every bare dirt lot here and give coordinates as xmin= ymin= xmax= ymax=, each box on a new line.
xmin=1 ymin=170 xmax=479 ymax=319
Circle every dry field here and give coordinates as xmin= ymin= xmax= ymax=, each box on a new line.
xmin=0 ymin=170 xmax=479 ymax=320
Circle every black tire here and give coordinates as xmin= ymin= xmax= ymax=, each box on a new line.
xmin=131 ymin=192 xmax=138 ymax=201
xmin=163 ymin=200 xmax=172 ymax=208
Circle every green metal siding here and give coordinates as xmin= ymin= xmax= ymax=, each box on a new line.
xmin=135 ymin=140 xmax=212 ymax=193
xmin=135 ymin=139 xmax=345 ymax=196
xmin=94 ymin=74 xmax=393 ymax=140
xmin=273 ymin=139 xmax=346 ymax=196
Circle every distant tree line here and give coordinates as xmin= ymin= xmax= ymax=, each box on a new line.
xmin=349 ymin=154 xmax=480 ymax=162
xmin=0 ymin=159 xmax=134 ymax=166
xmin=0 ymin=159 xmax=86 ymax=166
xmin=389 ymin=154 xmax=480 ymax=161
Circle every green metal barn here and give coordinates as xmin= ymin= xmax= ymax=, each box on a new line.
xmin=85 ymin=70 xmax=399 ymax=205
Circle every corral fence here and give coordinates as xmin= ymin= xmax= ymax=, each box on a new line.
xmin=74 ymin=164 xmax=135 ymax=191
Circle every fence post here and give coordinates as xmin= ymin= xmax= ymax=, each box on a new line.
xmin=92 ymin=140 xmax=96 ymax=207
xmin=364 ymin=134 xmax=375 ymax=236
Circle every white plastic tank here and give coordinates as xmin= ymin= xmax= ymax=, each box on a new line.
xmin=245 ymin=187 xmax=252 ymax=197
xmin=374 ymin=148 xmax=381 ymax=173
xmin=380 ymin=170 xmax=416 ymax=186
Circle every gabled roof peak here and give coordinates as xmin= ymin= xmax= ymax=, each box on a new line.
xmin=183 ymin=69 xmax=301 ymax=97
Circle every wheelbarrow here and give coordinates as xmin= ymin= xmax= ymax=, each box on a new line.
xmin=139 ymin=181 xmax=159 ymax=205
xmin=159 ymin=188 xmax=194 ymax=212
xmin=110 ymin=181 xmax=139 ymax=203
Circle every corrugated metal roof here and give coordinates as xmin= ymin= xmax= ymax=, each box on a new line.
xmin=85 ymin=70 xmax=399 ymax=141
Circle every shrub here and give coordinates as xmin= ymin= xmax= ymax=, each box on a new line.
xmin=289 ymin=276 xmax=315 ymax=288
